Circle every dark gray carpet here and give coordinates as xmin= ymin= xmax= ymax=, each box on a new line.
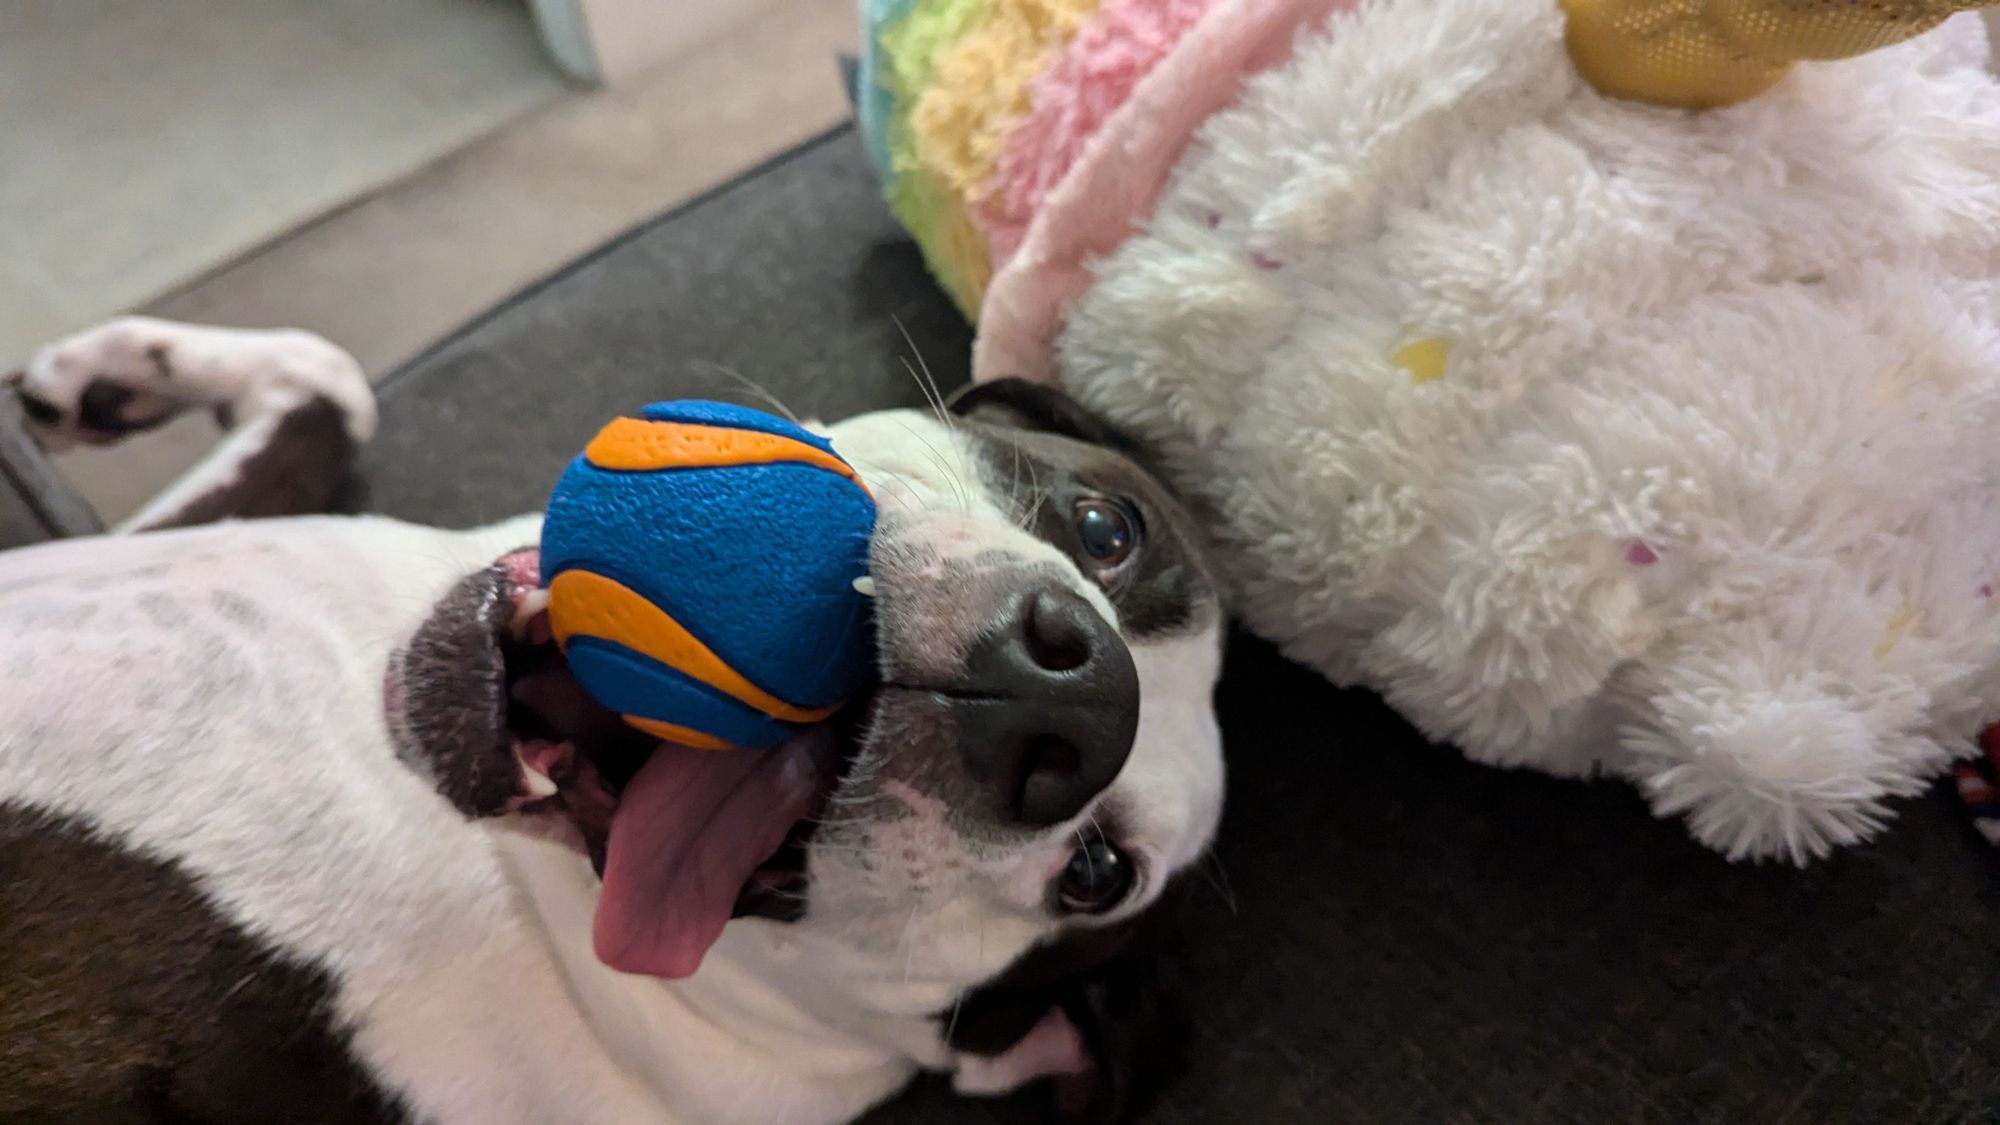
xmin=359 ymin=127 xmax=2000 ymax=1124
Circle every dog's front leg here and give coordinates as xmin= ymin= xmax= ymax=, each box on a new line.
xmin=6 ymin=316 xmax=376 ymax=532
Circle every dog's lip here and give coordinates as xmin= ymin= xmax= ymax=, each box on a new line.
xmin=494 ymin=548 xmax=545 ymax=632
xmin=380 ymin=556 xmax=527 ymax=818
xmin=389 ymin=547 xmax=876 ymax=973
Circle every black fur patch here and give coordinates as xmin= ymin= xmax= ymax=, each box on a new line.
xmin=77 ymin=383 xmax=150 ymax=436
xmin=144 ymin=395 xmax=358 ymax=531
xmin=145 ymin=344 xmax=174 ymax=381
xmin=948 ymin=378 xmax=1142 ymax=458
xmin=16 ymin=388 xmax=62 ymax=428
xmin=943 ymin=872 xmax=1196 ymax=1123
xmin=390 ymin=563 xmax=520 ymax=819
xmin=0 ymin=804 xmax=408 ymax=1123
xmin=954 ymin=419 xmax=1218 ymax=640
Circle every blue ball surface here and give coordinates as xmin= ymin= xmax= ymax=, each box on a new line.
xmin=539 ymin=401 xmax=878 ymax=748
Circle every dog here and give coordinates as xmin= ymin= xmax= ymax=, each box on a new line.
xmin=0 ymin=317 xmax=1227 ymax=1124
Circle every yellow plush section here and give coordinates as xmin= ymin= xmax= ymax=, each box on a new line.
xmin=913 ymin=0 xmax=1100 ymax=199
xmin=1563 ymin=0 xmax=1995 ymax=109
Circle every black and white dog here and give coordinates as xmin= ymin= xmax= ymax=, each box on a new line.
xmin=0 ymin=318 xmax=1227 ymax=1124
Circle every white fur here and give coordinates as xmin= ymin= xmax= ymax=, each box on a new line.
xmin=952 ymin=1010 xmax=1086 ymax=1096
xmin=15 ymin=315 xmax=376 ymax=533
xmin=0 ymin=517 xmax=667 ymax=1122
xmin=0 ymin=324 xmax=1227 ymax=1122
xmin=1059 ymin=2 xmax=2000 ymax=861
xmin=18 ymin=315 xmax=376 ymax=448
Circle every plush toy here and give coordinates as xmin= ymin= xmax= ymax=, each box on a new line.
xmin=539 ymin=401 xmax=877 ymax=750
xmin=858 ymin=0 xmax=2000 ymax=861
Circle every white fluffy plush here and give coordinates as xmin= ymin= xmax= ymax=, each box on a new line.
xmin=1058 ymin=1 xmax=2000 ymax=861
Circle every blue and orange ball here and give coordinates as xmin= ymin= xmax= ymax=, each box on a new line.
xmin=539 ymin=401 xmax=878 ymax=750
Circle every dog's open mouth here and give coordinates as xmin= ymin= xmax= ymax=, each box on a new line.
xmin=395 ymin=547 xmax=870 ymax=980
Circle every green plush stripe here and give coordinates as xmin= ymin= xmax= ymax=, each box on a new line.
xmin=875 ymin=0 xmax=992 ymax=318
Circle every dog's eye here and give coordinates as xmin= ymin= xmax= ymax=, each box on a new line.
xmin=1072 ymin=498 xmax=1138 ymax=570
xmin=1057 ymin=836 xmax=1135 ymax=914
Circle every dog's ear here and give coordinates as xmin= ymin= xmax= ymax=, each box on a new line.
xmin=944 ymin=876 xmax=1192 ymax=1123
xmin=945 ymin=377 xmax=1138 ymax=456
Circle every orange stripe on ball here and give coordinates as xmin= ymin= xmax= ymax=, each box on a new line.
xmin=584 ymin=417 xmax=864 ymax=488
xmin=623 ymin=715 xmax=739 ymax=750
xmin=547 ymin=570 xmax=839 ymax=726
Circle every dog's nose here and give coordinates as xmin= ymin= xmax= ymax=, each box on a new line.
xmin=951 ymin=583 xmax=1139 ymax=827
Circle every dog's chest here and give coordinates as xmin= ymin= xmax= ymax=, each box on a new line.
xmin=0 ymin=518 xmax=667 ymax=1122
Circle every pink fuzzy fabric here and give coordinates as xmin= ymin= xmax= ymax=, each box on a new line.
xmin=972 ymin=0 xmax=1357 ymax=383
xmin=978 ymin=0 xmax=1218 ymax=269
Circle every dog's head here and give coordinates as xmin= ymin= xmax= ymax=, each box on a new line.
xmin=390 ymin=380 xmax=1225 ymax=1119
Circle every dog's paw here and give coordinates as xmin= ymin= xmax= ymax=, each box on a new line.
xmin=13 ymin=316 xmax=375 ymax=450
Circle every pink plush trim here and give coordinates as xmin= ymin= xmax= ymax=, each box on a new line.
xmin=972 ymin=0 xmax=1357 ymax=383
xmin=978 ymin=0 xmax=1219 ymax=269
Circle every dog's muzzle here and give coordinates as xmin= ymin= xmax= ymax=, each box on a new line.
xmin=939 ymin=580 xmax=1139 ymax=827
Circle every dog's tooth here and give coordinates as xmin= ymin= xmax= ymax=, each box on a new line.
xmin=526 ymin=612 xmax=553 ymax=646
xmin=851 ymin=576 xmax=878 ymax=598
xmin=509 ymin=588 xmax=551 ymax=635
xmin=515 ymin=741 xmax=559 ymax=798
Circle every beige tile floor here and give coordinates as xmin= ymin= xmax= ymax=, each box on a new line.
xmin=1 ymin=0 xmax=567 ymax=365
xmin=41 ymin=0 xmax=859 ymax=523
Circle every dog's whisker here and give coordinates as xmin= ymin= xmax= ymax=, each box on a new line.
xmin=942 ymin=993 xmax=967 ymax=1044
xmin=909 ymin=427 xmax=972 ymax=514
xmin=892 ymin=419 xmax=976 ymax=515
xmin=1015 ymin=441 xmax=1052 ymax=531
xmin=898 ymin=900 xmax=923 ymax=985
xmin=839 ymin=457 xmax=929 ymax=514
xmin=1082 ymin=810 xmax=1107 ymax=853
xmin=1013 ymin=439 xmax=1035 ymax=522
xmin=690 ymin=359 xmax=804 ymax=426
xmin=1201 ymin=850 xmax=1239 ymax=916
xmin=899 ymin=355 xmax=946 ymax=428
xmin=892 ymin=315 xmax=955 ymax=433
xmin=990 ymin=429 xmax=1037 ymax=528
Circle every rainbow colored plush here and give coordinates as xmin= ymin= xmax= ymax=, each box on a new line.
xmin=857 ymin=0 xmax=1356 ymax=383
xmin=540 ymin=402 xmax=877 ymax=751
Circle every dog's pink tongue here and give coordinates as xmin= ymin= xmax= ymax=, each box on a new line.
xmin=594 ymin=733 xmax=825 ymax=979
